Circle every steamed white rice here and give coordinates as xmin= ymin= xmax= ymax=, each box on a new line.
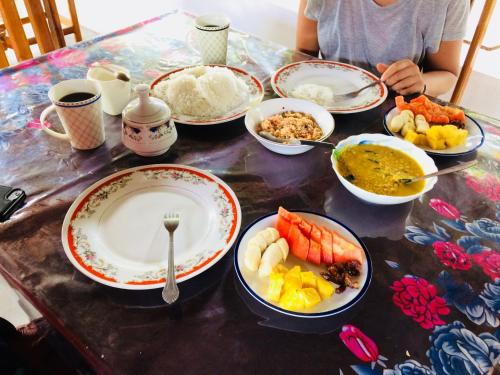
xmin=152 ymin=66 xmax=249 ymax=117
xmin=291 ymin=83 xmax=333 ymax=106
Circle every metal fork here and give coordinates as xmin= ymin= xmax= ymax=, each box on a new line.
xmin=332 ymin=80 xmax=381 ymax=101
xmin=162 ymin=212 xmax=180 ymax=304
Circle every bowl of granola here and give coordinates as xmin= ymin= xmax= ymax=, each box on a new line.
xmin=245 ymin=98 xmax=335 ymax=155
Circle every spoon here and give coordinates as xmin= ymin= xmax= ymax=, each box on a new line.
xmin=258 ymin=131 xmax=336 ymax=148
xmin=399 ymin=160 xmax=477 ymax=184
xmin=93 ymin=64 xmax=130 ymax=82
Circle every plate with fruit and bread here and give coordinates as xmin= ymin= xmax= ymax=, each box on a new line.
xmin=234 ymin=207 xmax=372 ymax=318
xmin=383 ymin=95 xmax=484 ymax=156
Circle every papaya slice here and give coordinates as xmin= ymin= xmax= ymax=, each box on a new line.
xmin=319 ymin=226 xmax=334 ymax=265
xmin=307 ymin=239 xmax=322 ymax=265
xmin=276 ymin=214 xmax=291 ymax=239
xmin=310 ymin=224 xmax=322 ymax=243
xmin=288 ymin=224 xmax=309 ymax=261
xmin=331 ymin=230 xmax=364 ymax=264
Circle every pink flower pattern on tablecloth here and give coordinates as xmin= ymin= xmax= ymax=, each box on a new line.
xmin=429 ymin=198 xmax=461 ymax=220
xmin=48 ymin=49 xmax=89 ymax=68
xmin=339 ymin=325 xmax=379 ymax=362
xmin=466 ymin=174 xmax=500 ymax=202
xmin=391 ymin=276 xmax=450 ymax=329
xmin=432 ymin=241 xmax=472 ymax=270
xmin=471 ymin=251 xmax=500 ymax=281
xmin=27 ymin=119 xmax=52 ymax=129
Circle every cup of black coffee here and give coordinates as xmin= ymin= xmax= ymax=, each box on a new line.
xmin=40 ymin=79 xmax=105 ymax=150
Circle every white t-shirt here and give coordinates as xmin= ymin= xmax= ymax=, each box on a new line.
xmin=305 ymin=0 xmax=469 ymax=73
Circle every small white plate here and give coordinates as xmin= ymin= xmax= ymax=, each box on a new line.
xmin=61 ymin=164 xmax=241 ymax=290
xmin=150 ymin=65 xmax=264 ymax=125
xmin=383 ymin=106 xmax=485 ymax=156
xmin=271 ymin=60 xmax=387 ymax=114
xmin=234 ymin=211 xmax=372 ymax=318
xmin=245 ymin=98 xmax=335 ymax=155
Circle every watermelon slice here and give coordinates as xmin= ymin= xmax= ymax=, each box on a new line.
xmin=331 ymin=231 xmax=363 ymax=264
xmin=278 ymin=207 xmax=301 ymax=223
xmin=288 ymin=224 xmax=309 ymax=261
xmin=319 ymin=226 xmax=334 ymax=265
xmin=307 ymin=239 xmax=322 ymax=265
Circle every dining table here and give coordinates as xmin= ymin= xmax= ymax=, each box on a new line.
xmin=0 ymin=10 xmax=499 ymax=375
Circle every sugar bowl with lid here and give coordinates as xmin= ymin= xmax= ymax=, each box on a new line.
xmin=122 ymin=84 xmax=177 ymax=156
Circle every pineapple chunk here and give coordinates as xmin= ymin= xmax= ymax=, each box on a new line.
xmin=279 ymin=289 xmax=305 ymax=311
xmin=273 ymin=264 xmax=289 ymax=274
xmin=299 ymin=288 xmax=321 ymax=309
xmin=300 ymin=271 xmax=317 ymax=289
xmin=426 ymin=126 xmax=446 ymax=150
xmin=283 ymin=266 xmax=302 ymax=292
xmin=414 ymin=134 xmax=429 ymax=147
xmin=441 ymin=125 xmax=468 ymax=147
xmin=316 ymin=277 xmax=335 ymax=299
xmin=267 ymin=271 xmax=284 ymax=302
xmin=404 ymin=130 xmax=419 ymax=144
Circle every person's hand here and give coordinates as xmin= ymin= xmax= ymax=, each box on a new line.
xmin=376 ymin=60 xmax=425 ymax=95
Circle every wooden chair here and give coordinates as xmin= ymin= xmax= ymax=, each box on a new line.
xmin=0 ymin=0 xmax=82 ymax=68
xmin=450 ymin=0 xmax=497 ymax=104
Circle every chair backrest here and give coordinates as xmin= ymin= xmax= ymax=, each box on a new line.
xmin=450 ymin=0 xmax=497 ymax=104
xmin=0 ymin=0 xmax=82 ymax=68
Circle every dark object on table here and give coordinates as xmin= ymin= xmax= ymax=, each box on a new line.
xmin=0 ymin=185 xmax=26 ymax=222
xmin=321 ymin=261 xmax=361 ymax=293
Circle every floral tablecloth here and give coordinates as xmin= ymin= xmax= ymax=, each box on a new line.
xmin=0 ymin=11 xmax=499 ymax=375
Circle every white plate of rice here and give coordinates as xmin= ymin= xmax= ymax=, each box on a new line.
xmin=271 ymin=60 xmax=387 ymax=114
xmin=151 ymin=65 xmax=264 ymax=125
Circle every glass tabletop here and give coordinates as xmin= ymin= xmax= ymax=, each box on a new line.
xmin=0 ymin=10 xmax=499 ymax=375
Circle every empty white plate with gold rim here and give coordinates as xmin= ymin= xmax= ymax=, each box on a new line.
xmin=271 ymin=60 xmax=387 ymax=114
xmin=61 ymin=164 xmax=241 ymax=289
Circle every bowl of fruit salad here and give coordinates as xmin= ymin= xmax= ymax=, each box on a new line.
xmin=234 ymin=207 xmax=372 ymax=318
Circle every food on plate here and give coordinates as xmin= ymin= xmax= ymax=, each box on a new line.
xmin=258 ymin=241 xmax=288 ymax=278
xmin=256 ymin=111 xmax=323 ymax=141
xmin=336 ymin=145 xmax=425 ymax=196
xmin=415 ymin=114 xmax=430 ymax=134
xmin=244 ymin=227 xmax=280 ymax=271
xmin=152 ymin=66 xmax=249 ymax=117
xmin=290 ymin=83 xmax=333 ymax=106
xmin=276 ymin=207 xmax=364 ymax=266
xmin=266 ymin=264 xmax=334 ymax=311
xmin=321 ymin=261 xmax=362 ymax=293
xmin=389 ymin=109 xmax=414 ymax=134
xmin=426 ymin=125 xmax=469 ymax=150
xmin=390 ymin=97 xmax=468 ymax=150
xmin=395 ymin=95 xmax=465 ymax=127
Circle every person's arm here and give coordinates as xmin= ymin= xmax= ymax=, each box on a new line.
xmin=296 ymin=0 xmax=320 ymax=57
xmin=376 ymin=40 xmax=461 ymax=96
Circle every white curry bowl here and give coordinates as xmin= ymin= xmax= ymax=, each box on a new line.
xmin=245 ymin=98 xmax=334 ymax=155
xmin=331 ymin=133 xmax=438 ymax=205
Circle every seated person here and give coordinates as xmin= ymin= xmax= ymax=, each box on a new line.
xmin=296 ymin=0 xmax=469 ymax=97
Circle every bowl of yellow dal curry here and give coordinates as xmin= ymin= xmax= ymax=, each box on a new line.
xmin=331 ymin=134 xmax=438 ymax=205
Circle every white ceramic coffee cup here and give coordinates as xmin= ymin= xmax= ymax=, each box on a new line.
xmin=87 ymin=64 xmax=131 ymax=116
xmin=194 ymin=14 xmax=230 ymax=65
xmin=40 ymin=79 xmax=105 ymax=150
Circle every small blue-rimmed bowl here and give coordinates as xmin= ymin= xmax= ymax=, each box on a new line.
xmin=383 ymin=106 xmax=485 ymax=157
xmin=234 ymin=210 xmax=372 ymax=319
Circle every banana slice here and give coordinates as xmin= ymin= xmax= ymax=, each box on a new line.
xmin=261 ymin=228 xmax=279 ymax=245
xmin=258 ymin=243 xmax=283 ymax=278
xmin=275 ymin=238 xmax=289 ymax=260
xmin=244 ymin=244 xmax=261 ymax=272
xmin=248 ymin=234 xmax=267 ymax=251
